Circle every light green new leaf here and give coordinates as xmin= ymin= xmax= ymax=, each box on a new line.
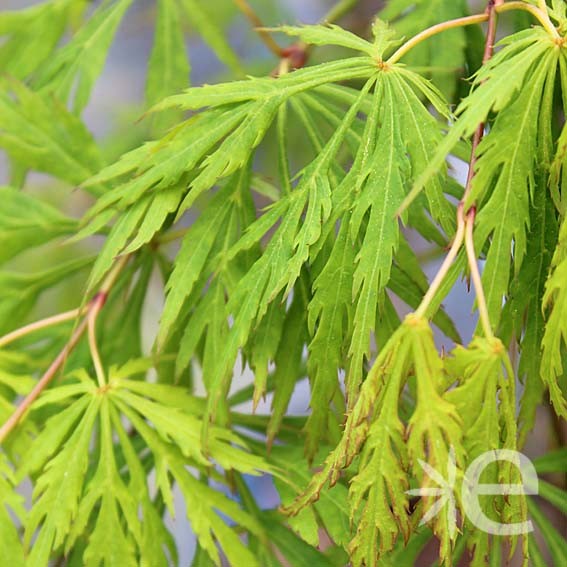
xmin=405 ymin=316 xmax=464 ymax=564
xmin=112 ymin=373 xmax=270 ymax=475
xmin=87 ymin=187 xmax=182 ymax=290
xmin=25 ymin=395 xmax=101 ymax=564
xmin=0 ymin=187 xmax=77 ymax=265
xmin=285 ymin=320 xmax=421 ymax=564
xmin=272 ymin=24 xmax=380 ymax=57
xmin=34 ymin=0 xmax=133 ymax=114
xmin=0 ymin=1 xmax=71 ymax=80
xmin=113 ymin=394 xmax=265 ymax=567
xmin=0 ymin=80 xmax=105 ymax=192
xmin=65 ymin=399 xmax=140 ymax=567
xmin=446 ymin=337 xmax=513 ymax=460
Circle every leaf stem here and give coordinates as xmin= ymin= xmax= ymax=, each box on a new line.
xmin=0 ymin=256 xmax=130 ymax=443
xmin=86 ymin=255 xmax=130 ymax=387
xmin=415 ymin=205 xmax=466 ymax=318
xmin=233 ymin=0 xmax=284 ymax=56
xmin=88 ymin=295 xmax=107 ymax=388
xmin=387 ymin=14 xmax=489 ymax=65
xmin=465 ymin=208 xmax=494 ymax=339
xmin=0 ymin=316 xmax=89 ymax=444
xmin=387 ymin=0 xmax=560 ymax=66
xmin=0 ymin=307 xmax=86 ymax=349
xmin=497 ymin=2 xmax=560 ymax=39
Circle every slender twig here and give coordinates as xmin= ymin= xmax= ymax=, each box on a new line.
xmin=457 ymin=0 xmax=499 ymax=339
xmin=465 ymin=208 xmax=494 ymax=339
xmin=0 ymin=307 xmax=86 ymax=349
xmin=0 ymin=316 xmax=89 ymax=444
xmin=462 ymin=0 xmax=500 ymax=207
xmin=233 ymin=0 xmax=284 ymax=56
xmin=0 ymin=255 xmax=130 ymax=444
xmin=402 ymin=1 xmax=505 ymax=322
xmin=388 ymin=14 xmax=489 ymax=64
xmin=415 ymin=205 xmax=467 ymax=318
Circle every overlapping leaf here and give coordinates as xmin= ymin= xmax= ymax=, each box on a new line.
xmin=0 ymin=80 xmax=105 ymax=191
xmin=34 ymin=0 xmax=133 ymax=114
xmin=17 ymin=362 xmax=272 ymax=566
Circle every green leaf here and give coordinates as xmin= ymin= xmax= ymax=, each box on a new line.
xmin=181 ymin=0 xmax=243 ymax=75
xmin=305 ymin=219 xmax=354 ymax=458
xmin=528 ymin=498 xmax=567 ymax=567
xmin=112 ymin=391 xmax=265 ymax=567
xmin=25 ymin=395 xmax=101 ymax=562
xmin=151 ymin=57 xmax=376 ymax=112
xmin=404 ymin=29 xmax=554 ymax=213
xmin=533 ymin=448 xmax=567 ymax=474
xmin=347 ymin=75 xmax=410 ymax=400
xmin=0 ymin=187 xmax=77 ymax=265
xmin=381 ymin=0 xmax=470 ymax=99
xmin=146 ymin=0 xmax=190 ymax=133
xmin=0 ymin=1 xmax=71 ymax=80
xmin=34 ymin=0 xmax=133 ymax=114
xmin=271 ymin=24 xmax=380 ymax=57
xmin=500 ymin=177 xmax=558 ymax=444
xmin=159 ymin=172 xmax=247 ymax=345
xmin=0 ymin=454 xmax=25 ymax=567
xmin=470 ymin=48 xmax=559 ymax=327
xmin=0 ymin=80 xmax=105 ymax=192
xmin=541 ymin=217 xmax=567 ymax=419
xmin=66 ymin=399 xmax=140 ymax=567
xmin=259 ymin=512 xmax=340 ymax=567
xmin=0 ymin=256 xmax=93 ymax=335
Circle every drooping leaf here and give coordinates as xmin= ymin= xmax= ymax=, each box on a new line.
xmin=541 ymin=216 xmax=567 ymax=419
